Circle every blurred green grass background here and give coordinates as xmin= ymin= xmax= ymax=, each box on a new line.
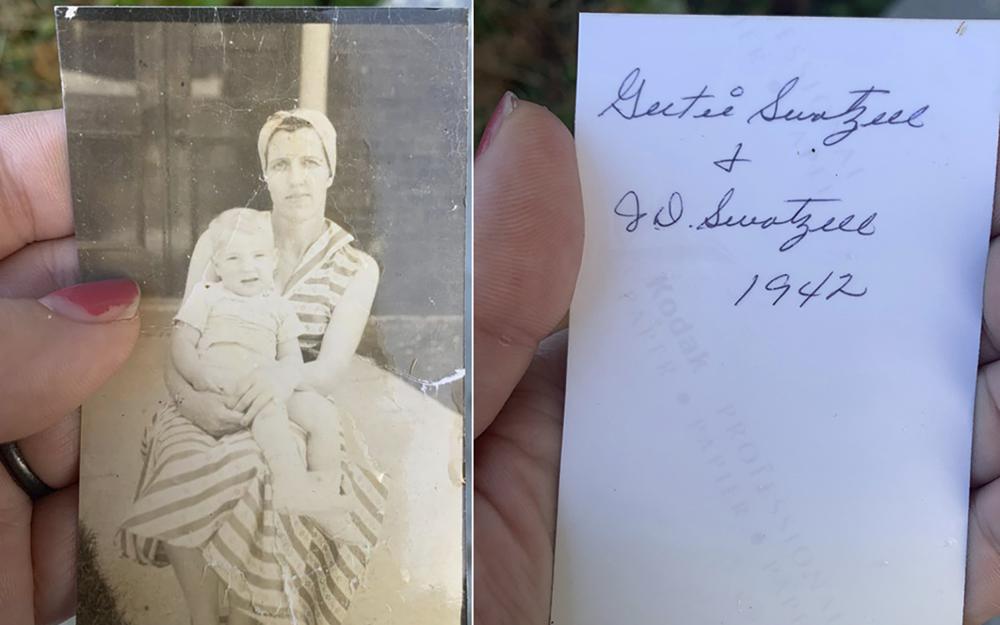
xmin=0 ymin=0 xmax=380 ymax=114
xmin=0 ymin=1 xmax=894 ymax=133
xmin=474 ymin=0 xmax=893 ymax=136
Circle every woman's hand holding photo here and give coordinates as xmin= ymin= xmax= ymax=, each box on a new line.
xmin=0 ymin=109 xmax=141 ymax=625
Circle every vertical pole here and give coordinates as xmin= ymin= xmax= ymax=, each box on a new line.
xmin=299 ymin=23 xmax=330 ymax=113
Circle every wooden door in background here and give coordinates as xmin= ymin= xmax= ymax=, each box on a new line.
xmin=61 ymin=19 xmax=300 ymax=298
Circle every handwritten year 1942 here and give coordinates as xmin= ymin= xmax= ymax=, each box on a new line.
xmin=734 ymin=271 xmax=867 ymax=307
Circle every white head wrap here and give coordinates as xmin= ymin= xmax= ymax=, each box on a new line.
xmin=257 ymin=108 xmax=337 ymax=178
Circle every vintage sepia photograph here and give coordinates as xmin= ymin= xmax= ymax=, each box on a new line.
xmin=56 ymin=7 xmax=468 ymax=625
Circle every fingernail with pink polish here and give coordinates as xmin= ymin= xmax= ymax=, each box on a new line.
xmin=476 ymin=91 xmax=518 ymax=159
xmin=39 ymin=279 xmax=141 ymax=323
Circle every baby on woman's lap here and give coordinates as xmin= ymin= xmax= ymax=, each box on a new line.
xmin=170 ymin=206 xmax=364 ymax=544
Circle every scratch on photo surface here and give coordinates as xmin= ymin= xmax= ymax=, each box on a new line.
xmin=396 ymin=367 xmax=466 ymax=394
xmin=216 ymin=7 xmax=227 ymax=73
xmin=243 ymin=180 xmax=267 ymax=209
xmin=448 ymin=410 xmax=464 ymax=486
xmin=410 ymin=23 xmax=439 ymax=48
xmin=280 ymin=562 xmax=300 ymax=625
xmin=344 ymin=408 xmax=387 ymax=480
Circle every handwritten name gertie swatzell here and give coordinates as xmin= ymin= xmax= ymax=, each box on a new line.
xmin=601 ymin=67 xmax=930 ymax=147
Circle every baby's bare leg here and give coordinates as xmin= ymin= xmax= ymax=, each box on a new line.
xmin=286 ymin=391 xmax=366 ymax=544
xmin=287 ymin=390 xmax=345 ymax=474
xmin=251 ymin=402 xmax=305 ymax=486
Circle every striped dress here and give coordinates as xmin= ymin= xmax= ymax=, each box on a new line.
xmin=117 ymin=221 xmax=388 ymax=625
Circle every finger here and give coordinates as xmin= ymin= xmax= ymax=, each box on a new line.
xmin=203 ymin=396 xmax=244 ymax=434
xmin=235 ymin=385 xmax=260 ymax=414
xmin=246 ymin=395 xmax=274 ymax=422
xmin=475 ymin=330 xmax=567 ymax=525
xmin=0 ymin=110 xmax=72 ymax=259
xmin=0 ymin=279 xmax=141 ymax=443
xmin=981 ymin=324 xmax=1000 ymax=366
xmin=981 ymin=134 xmax=1000 ymax=361
xmin=18 ymin=409 xmax=80 ymax=490
xmin=991 ymin=126 xmax=999 ymax=237
xmin=974 ymin=241 xmax=1000 ymax=487
xmin=0 ymin=237 xmax=79 ymax=299
xmin=974 ymin=143 xmax=1000 ymax=480
xmin=0 ymin=461 xmax=33 ymax=625
xmin=234 ymin=377 xmax=255 ymax=410
xmin=474 ymin=94 xmax=584 ymax=436
xmin=474 ymin=331 xmax=568 ymax=625
xmin=32 ymin=485 xmax=77 ymax=625
xmin=982 ymin=238 xmax=1000 ymax=365
xmin=975 ymin=363 xmax=1000 ymax=487
xmin=965 ymin=478 xmax=1000 ymax=625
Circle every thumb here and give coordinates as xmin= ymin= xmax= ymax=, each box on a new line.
xmin=0 ymin=278 xmax=140 ymax=443
xmin=474 ymin=94 xmax=584 ymax=436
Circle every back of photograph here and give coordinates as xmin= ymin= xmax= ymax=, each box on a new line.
xmin=56 ymin=7 xmax=469 ymax=625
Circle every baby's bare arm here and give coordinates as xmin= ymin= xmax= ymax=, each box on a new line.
xmin=171 ymin=322 xmax=216 ymax=392
xmin=277 ymin=336 xmax=305 ymax=367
